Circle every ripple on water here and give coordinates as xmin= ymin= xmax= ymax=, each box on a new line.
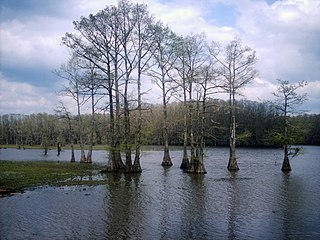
xmin=1 ymin=146 xmax=320 ymax=239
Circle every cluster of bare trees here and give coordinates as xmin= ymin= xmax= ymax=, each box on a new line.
xmin=54 ymin=0 xmax=309 ymax=173
xmin=58 ymin=0 xmax=158 ymax=172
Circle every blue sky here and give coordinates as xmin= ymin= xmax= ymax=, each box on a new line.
xmin=1 ymin=0 xmax=320 ymax=114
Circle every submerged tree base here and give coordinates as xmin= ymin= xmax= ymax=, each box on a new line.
xmin=132 ymin=157 xmax=142 ymax=173
xmin=180 ymin=157 xmax=189 ymax=169
xmin=227 ymin=165 xmax=239 ymax=171
xmin=187 ymin=157 xmax=207 ymax=174
xmin=281 ymin=157 xmax=292 ymax=172
xmin=161 ymin=160 xmax=173 ymax=167
xmin=161 ymin=153 xmax=173 ymax=167
xmin=105 ymin=149 xmax=124 ymax=172
xmin=187 ymin=165 xmax=207 ymax=174
xmin=227 ymin=157 xmax=239 ymax=171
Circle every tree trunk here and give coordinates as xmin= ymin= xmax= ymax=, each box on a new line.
xmin=114 ymin=67 xmax=123 ymax=168
xmin=187 ymin=91 xmax=206 ymax=174
xmin=68 ymin=119 xmax=75 ymax=162
xmin=79 ymin=145 xmax=86 ymax=163
xmin=106 ymin=49 xmax=124 ymax=171
xmin=86 ymin=123 xmax=93 ymax=164
xmin=187 ymin=82 xmax=196 ymax=171
xmin=87 ymin=80 xmax=95 ymax=164
xmin=124 ymin=72 xmax=132 ymax=173
xmin=44 ymin=145 xmax=48 ymax=156
xmin=180 ymin=83 xmax=189 ymax=169
xmin=161 ymin=79 xmax=173 ymax=167
xmin=227 ymin=91 xmax=239 ymax=171
xmin=70 ymin=144 xmax=75 ymax=162
xmin=281 ymin=119 xmax=291 ymax=172
xmin=106 ymin=67 xmax=122 ymax=171
xmin=87 ymin=144 xmax=93 ymax=163
xmin=133 ymin=66 xmax=142 ymax=173
xmin=281 ymin=144 xmax=291 ymax=172
xmin=76 ymin=82 xmax=86 ymax=163
xmin=57 ymin=142 xmax=61 ymax=156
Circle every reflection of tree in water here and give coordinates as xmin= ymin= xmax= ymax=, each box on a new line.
xmin=227 ymin=171 xmax=240 ymax=240
xmin=180 ymin=174 xmax=208 ymax=239
xmin=159 ymin=167 xmax=170 ymax=239
xmin=157 ymin=166 xmax=186 ymax=239
xmin=276 ymin=174 xmax=304 ymax=239
xmin=103 ymin=172 xmax=145 ymax=239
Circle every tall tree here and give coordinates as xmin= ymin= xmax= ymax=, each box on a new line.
xmin=81 ymin=62 xmax=104 ymax=163
xmin=271 ymin=79 xmax=307 ymax=172
xmin=174 ymin=37 xmax=190 ymax=169
xmin=173 ymin=33 xmax=209 ymax=170
xmin=62 ymin=4 xmax=126 ymax=170
xmin=55 ymin=55 xmax=87 ymax=162
xmin=211 ymin=38 xmax=258 ymax=171
xmin=131 ymin=2 xmax=155 ymax=172
xmin=55 ymin=102 xmax=76 ymax=162
xmin=118 ymin=0 xmax=137 ymax=173
xmin=147 ymin=23 xmax=177 ymax=167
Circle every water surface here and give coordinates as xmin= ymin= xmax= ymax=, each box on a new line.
xmin=1 ymin=146 xmax=319 ymax=239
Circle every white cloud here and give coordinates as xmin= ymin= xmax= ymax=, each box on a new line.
xmin=234 ymin=0 xmax=320 ymax=82
xmin=0 ymin=16 xmax=72 ymax=70
xmin=298 ymin=80 xmax=320 ymax=114
xmin=241 ymin=77 xmax=276 ymax=102
xmin=0 ymin=75 xmax=58 ymax=114
xmin=0 ymin=0 xmax=319 ymax=114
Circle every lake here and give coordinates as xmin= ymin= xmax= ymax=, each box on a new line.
xmin=0 ymin=146 xmax=320 ymax=239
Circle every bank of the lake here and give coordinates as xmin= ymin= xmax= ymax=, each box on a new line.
xmin=1 ymin=146 xmax=320 ymax=239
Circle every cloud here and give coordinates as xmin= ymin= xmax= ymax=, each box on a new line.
xmin=0 ymin=74 xmax=58 ymax=114
xmin=298 ymin=81 xmax=320 ymax=114
xmin=234 ymin=0 xmax=320 ymax=83
xmin=144 ymin=0 xmax=236 ymax=42
xmin=1 ymin=19 xmax=65 ymax=70
xmin=0 ymin=0 xmax=319 ymax=114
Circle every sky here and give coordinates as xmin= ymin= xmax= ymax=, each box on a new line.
xmin=0 ymin=0 xmax=320 ymax=114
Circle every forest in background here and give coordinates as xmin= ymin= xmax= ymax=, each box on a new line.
xmin=1 ymin=99 xmax=319 ymax=149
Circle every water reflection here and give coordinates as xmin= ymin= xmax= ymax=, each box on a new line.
xmin=278 ymin=173 xmax=306 ymax=239
xmin=1 ymin=147 xmax=320 ymax=239
xmin=227 ymin=171 xmax=239 ymax=240
xmin=159 ymin=167 xmax=171 ymax=239
xmin=182 ymin=174 xmax=208 ymax=239
xmin=103 ymin=173 xmax=145 ymax=239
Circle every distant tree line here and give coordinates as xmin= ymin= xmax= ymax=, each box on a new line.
xmin=1 ymin=99 xmax=319 ymax=149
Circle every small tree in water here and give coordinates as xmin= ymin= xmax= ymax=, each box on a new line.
xmin=271 ymin=79 xmax=307 ymax=172
xmin=212 ymin=38 xmax=258 ymax=171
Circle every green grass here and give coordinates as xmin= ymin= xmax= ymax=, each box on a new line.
xmin=0 ymin=161 xmax=107 ymax=195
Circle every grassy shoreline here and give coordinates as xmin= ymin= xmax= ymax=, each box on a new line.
xmin=0 ymin=161 xmax=107 ymax=197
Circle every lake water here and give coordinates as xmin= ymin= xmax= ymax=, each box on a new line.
xmin=0 ymin=146 xmax=320 ymax=239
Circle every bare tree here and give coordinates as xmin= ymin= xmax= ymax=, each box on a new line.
xmin=147 ymin=23 xmax=178 ymax=167
xmin=271 ymin=79 xmax=307 ymax=172
xmin=55 ymin=55 xmax=87 ymax=163
xmin=211 ymin=38 xmax=258 ymax=171
xmin=81 ymin=62 xmax=104 ymax=163
xmin=173 ymin=33 xmax=209 ymax=170
xmin=55 ymin=102 xmax=76 ymax=162
xmin=131 ymin=2 xmax=155 ymax=172
xmin=63 ymin=4 xmax=126 ymax=171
